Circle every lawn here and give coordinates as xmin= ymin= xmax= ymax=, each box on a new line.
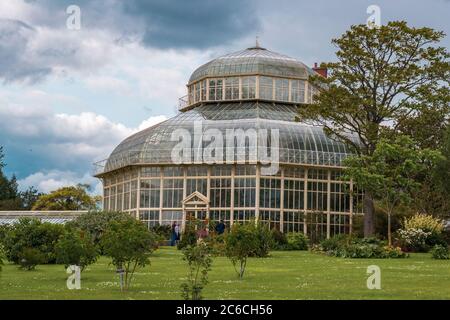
xmin=0 ymin=247 xmax=449 ymax=300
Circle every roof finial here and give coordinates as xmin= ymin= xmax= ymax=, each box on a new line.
xmin=255 ymin=35 xmax=260 ymax=48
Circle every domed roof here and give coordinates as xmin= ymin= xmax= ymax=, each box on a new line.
xmin=188 ymin=46 xmax=316 ymax=84
xmin=102 ymin=102 xmax=352 ymax=174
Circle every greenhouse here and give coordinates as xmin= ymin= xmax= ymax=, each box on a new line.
xmin=94 ymin=44 xmax=363 ymax=240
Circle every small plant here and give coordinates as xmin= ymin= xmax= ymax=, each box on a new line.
xmin=225 ymin=223 xmax=258 ymax=279
xmin=431 ymin=245 xmax=449 ymax=260
xmin=286 ymin=232 xmax=309 ymax=250
xmin=18 ymin=248 xmax=45 ymax=270
xmin=180 ymin=241 xmax=213 ymax=300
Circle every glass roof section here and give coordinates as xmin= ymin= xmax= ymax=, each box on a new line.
xmin=189 ymin=47 xmax=316 ymax=83
xmin=100 ymin=102 xmax=354 ymax=175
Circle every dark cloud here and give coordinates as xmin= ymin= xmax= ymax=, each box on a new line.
xmin=23 ymin=0 xmax=260 ymax=49
xmin=0 ymin=19 xmax=51 ymax=83
xmin=122 ymin=0 xmax=259 ymax=49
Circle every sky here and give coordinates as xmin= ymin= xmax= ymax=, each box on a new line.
xmin=0 ymin=0 xmax=449 ymax=195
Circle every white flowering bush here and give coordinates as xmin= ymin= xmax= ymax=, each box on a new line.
xmin=397 ymin=214 xmax=447 ymax=252
xmin=397 ymin=228 xmax=431 ymax=252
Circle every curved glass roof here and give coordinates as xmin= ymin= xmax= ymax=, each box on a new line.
xmin=101 ymin=102 xmax=353 ymax=175
xmin=188 ymin=46 xmax=316 ymax=83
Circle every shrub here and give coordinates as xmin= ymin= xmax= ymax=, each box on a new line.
xmin=253 ymin=223 xmax=273 ymax=257
xmin=403 ymin=214 xmax=444 ymax=234
xmin=55 ymin=228 xmax=99 ymax=271
xmin=320 ymin=234 xmax=350 ymax=253
xmin=67 ymin=211 xmax=133 ymax=247
xmin=397 ymin=228 xmax=431 ymax=252
xmin=150 ymin=224 xmax=172 ymax=240
xmin=286 ymin=232 xmax=309 ymax=250
xmin=177 ymin=226 xmax=198 ymax=250
xmin=18 ymin=248 xmax=45 ymax=270
xmin=180 ymin=241 xmax=212 ymax=300
xmin=101 ymin=218 xmax=157 ymax=291
xmin=3 ymin=218 xmax=64 ymax=264
xmin=397 ymin=214 xmax=446 ymax=252
xmin=225 ymin=223 xmax=259 ymax=279
xmin=270 ymin=228 xmax=288 ymax=250
xmin=316 ymin=235 xmax=406 ymax=259
xmin=207 ymin=233 xmax=227 ymax=256
xmin=0 ymin=224 xmax=10 ymax=245
xmin=381 ymin=246 xmax=407 ymax=259
xmin=431 ymin=245 xmax=449 ymax=260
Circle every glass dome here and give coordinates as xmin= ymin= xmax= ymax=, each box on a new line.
xmin=103 ymin=102 xmax=352 ymax=173
xmin=189 ymin=46 xmax=316 ymax=83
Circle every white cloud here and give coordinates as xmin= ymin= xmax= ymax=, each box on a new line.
xmin=18 ymin=170 xmax=102 ymax=195
xmin=138 ymin=115 xmax=168 ymax=131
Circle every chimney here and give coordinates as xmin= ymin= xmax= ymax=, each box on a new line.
xmin=313 ymin=62 xmax=327 ymax=78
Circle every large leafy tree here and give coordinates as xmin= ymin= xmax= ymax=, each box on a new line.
xmin=298 ymin=21 xmax=450 ymax=236
xmin=32 ymin=185 xmax=97 ymax=211
xmin=344 ymin=136 xmax=443 ymax=245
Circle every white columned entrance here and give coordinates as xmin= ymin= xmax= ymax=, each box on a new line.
xmin=181 ymin=191 xmax=210 ymax=233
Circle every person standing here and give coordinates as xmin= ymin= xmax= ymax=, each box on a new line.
xmin=215 ymin=219 xmax=226 ymax=235
xmin=174 ymin=222 xmax=180 ymax=245
xmin=170 ymin=221 xmax=177 ymax=246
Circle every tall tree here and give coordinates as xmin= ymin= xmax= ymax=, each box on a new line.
xmin=298 ymin=21 xmax=450 ymax=236
xmin=0 ymin=147 xmax=22 ymax=210
xmin=344 ymin=136 xmax=443 ymax=245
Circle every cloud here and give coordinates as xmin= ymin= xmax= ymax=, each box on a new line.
xmin=0 ymin=0 xmax=259 ymax=84
xmin=0 ymin=98 xmax=167 ymax=181
xmin=18 ymin=170 xmax=102 ymax=194
xmin=122 ymin=0 xmax=260 ymax=49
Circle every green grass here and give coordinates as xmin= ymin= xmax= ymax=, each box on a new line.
xmin=1 ymin=247 xmax=449 ymax=300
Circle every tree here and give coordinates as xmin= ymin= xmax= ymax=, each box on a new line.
xmin=55 ymin=228 xmax=99 ymax=272
xmin=2 ymin=218 xmax=65 ymax=264
xmin=298 ymin=21 xmax=450 ymax=236
xmin=411 ymin=125 xmax=450 ymax=218
xmin=32 ymin=185 xmax=97 ymax=211
xmin=180 ymin=241 xmax=213 ymax=300
xmin=344 ymin=136 xmax=443 ymax=246
xmin=100 ymin=218 xmax=157 ymax=291
xmin=66 ymin=211 xmax=133 ymax=247
xmin=225 ymin=223 xmax=258 ymax=279
xmin=19 ymin=187 xmax=43 ymax=210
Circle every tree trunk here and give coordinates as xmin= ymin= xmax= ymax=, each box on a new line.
xmin=387 ymin=212 xmax=392 ymax=247
xmin=363 ymin=192 xmax=376 ymax=237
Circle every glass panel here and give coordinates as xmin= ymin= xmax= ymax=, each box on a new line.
xmin=241 ymin=76 xmax=256 ymax=99
xmin=275 ymin=78 xmax=289 ymax=101
xmin=259 ymin=76 xmax=273 ymax=100
xmin=225 ymin=77 xmax=239 ymax=100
